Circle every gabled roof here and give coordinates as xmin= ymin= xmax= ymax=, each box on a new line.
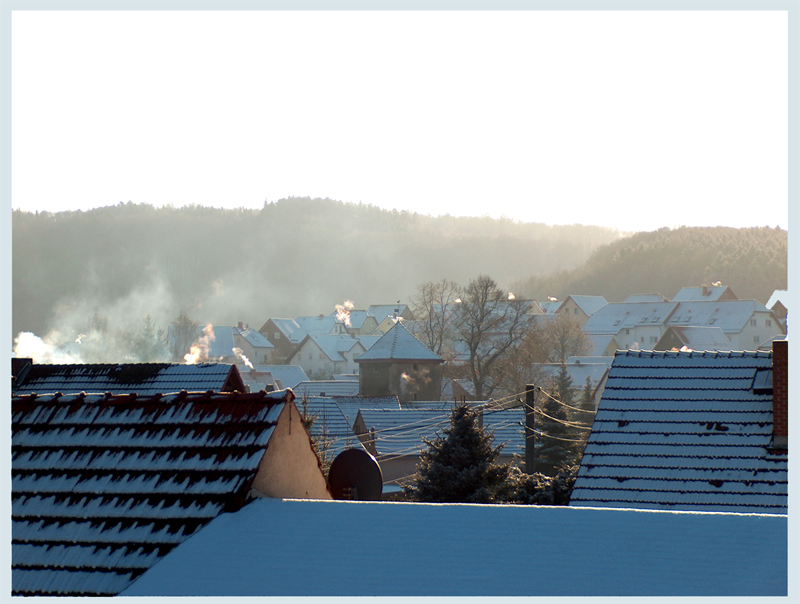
xmin=244 ymin=364 xmax=309 ymax=389
xmin=12 ymin=362 xmax=244 ymax=396
xmin=664 ymin=300 xmax=774 ymax=333
xmin=655 ymin=325 xmax=732 ymax=351
xmin=332 ymin=395 xmax=401 ymax=427
xmin=368 ymin=303 xmax=412 ymax=323
xmin=236 ymin=326 xmax=274 ymax=349
xmin=295 ymin=315 xmax=344 ymax=335
xmin=356 ymin=322 xmax=443 ymax=363
xmin=265 ymin=318 xmax=306 ymax=343
xmin=121 ymin=497 xmax=787 ymax=597
xmin=11 ymin=388 xmax=299 ymax=596
xmin=570 ymin=350 xmax=787 ymax=515
xmin=328 ymin=309 xmax=374 ymax=330
xmin=582 ymin=302 xmax=679 ymax=335
xmin=303 ymin=334 xmax=366 ymax=361
xmin=672 ymin=284 xmax=737 ymax=302
xmin=561 ymin=295 xmax=608 ymax=316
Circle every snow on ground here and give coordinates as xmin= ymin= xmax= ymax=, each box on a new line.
xmin=121 ymin=497 xmax=787 ymax=597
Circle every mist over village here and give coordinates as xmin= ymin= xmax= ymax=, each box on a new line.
xmin=10 ymin=198 xmax=789 ymax=597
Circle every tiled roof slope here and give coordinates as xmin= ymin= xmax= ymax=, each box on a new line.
xmin=570 ymin=350 xmax=787 ymax=514
xmin=12 ymin=362 xmax=243 ymax=396
xmin=356 ymin=322 xmax=443 ymax=363
xmin=11 ymin=389 xmax=295 ymax=596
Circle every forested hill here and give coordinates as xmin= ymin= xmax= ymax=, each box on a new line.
xmin=12 ymin=198 xmax=619 ymax=338
xmin=514 ymin=226 xmax=787 ymax=305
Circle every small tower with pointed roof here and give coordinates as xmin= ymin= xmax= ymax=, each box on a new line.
xmin=356 ymin=322 xmax=443 ymax=402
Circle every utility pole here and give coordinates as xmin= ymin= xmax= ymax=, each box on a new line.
xmin=525 ymin=384 xmax=535 ymax=474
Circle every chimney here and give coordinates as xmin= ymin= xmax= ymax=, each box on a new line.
xmin=772 ymin=339 xmax=788 ymax=449
xmin=238 ymin=322 xmax=244 ymax=329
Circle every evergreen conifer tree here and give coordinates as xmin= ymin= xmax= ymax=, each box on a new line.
xmin=406 ymin=404 xmax=512 ymax=503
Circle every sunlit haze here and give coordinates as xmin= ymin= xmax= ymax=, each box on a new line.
xmin=11 ymin=9 xmax=789 ymax=233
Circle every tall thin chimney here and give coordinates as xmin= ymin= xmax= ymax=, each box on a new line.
xmin=772 ymin=339 xmax=788 ymax=449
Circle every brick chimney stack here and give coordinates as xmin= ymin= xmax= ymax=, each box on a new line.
xmin=772 ymin=339 xmax=788 ymax=449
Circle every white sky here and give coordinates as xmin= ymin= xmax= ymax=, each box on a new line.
xmin=10 ymin=9 xmax=790 ymax=232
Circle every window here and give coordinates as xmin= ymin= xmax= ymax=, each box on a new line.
xmin=766 ymin=319 xmax=772 ymax=327
xmin=641 ymin=337 xmax=645 ymax=343
xmin=574 ymin=308 xmax=579 ymax=315
xmin=750 ymin=318 xmax=757 ymax=327
xmin=274 ymin=332 xmax=281 ymax=340
xmin=625 ymin=329 xmax=630 ymax=335
xmin=754 ymin=335 xmax=760 ymax=343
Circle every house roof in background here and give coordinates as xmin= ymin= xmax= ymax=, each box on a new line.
xmin=293 ymin=380 xmax=359 ymax=398
xmin=657 ymin=325 xmax=732 ymax=351
xmin=562 ymin=295 xmax=608 ymax=316
xmin=570 ymin=350 xmax=787 ymax=515
xmin=367 ymin=304 xmax=411 ymax=323
xmin=11 ymin=388 xmax=296 ymax=596
xmin=672 ymin=284 xmax=737 ymax=302
xmin=12 ymin=362 xmax=242 ymax=396
xmin=304 ymin=334 xmax=366 ymax=362
xmin=236 ymin=326 xmax=274 ymax=349
xmin=356 ymin=322 xmax=443 ymax=363
xmin=332 ymin=395 xmax=401 ymax=427
xmin=266 ymin=318 xmax=306 ymax=343
xmin=665 ymin=300 xmax=773 ymax=333
xmin=585 ymin=334 xmax=618 ymax=356
xmin=536 ymin=362 xmax=610 ymax=390
xmin=247 ymin=364 xmax=308 ymax=389
xmin=583 ymin=302 xmax=679 ymax=334
xmin=120 ymin=497 xmax=787 ymax=597
xmin=295 ymin=315 xmax=342 ymax=335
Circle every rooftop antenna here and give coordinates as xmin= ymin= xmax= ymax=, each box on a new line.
xmin=328 ymin=448 xmax=383 ymax=501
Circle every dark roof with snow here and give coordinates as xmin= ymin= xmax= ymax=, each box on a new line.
xmin=11 ymin=388 xmax=295 ymax=597
xmin=12 ymin=361 xmax=244 ymax=396
xmin=570 ymin=350 xmax=787 ymax=515
xmin=355 ymin=322 xmax=442 ymax=363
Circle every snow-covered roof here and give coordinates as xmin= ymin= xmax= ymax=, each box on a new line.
xmin=583 ymin=302 xmax=679 ymax=334
xmin=121 ymin=497 xmax=787 ymax=597
xmin=656 ymin=325 xmax=733 ymax=351
xmin=356 ymin=322 xmax=443 ymax=363
xmin=585 ymin=334 xmax=618 ymax=356
xmin=242 ymin=364 xmax=309 ymax=389
xmin=664 ymin=300 xmax=773 ymax=333
xmin=12 ymin=361 xmax=242 ymax=396
xmin=236 ymin=326 xmax=274 ymax=349
xmin=563 ymin=295 xmax=608 ymax=316
xmin=295 ymin=315 xmax=342 ymax=335
xmin=332 ymin=395 xmax=401 ymax=427
xmin=368 ymin=303 xmax=411 ymax=323
xmin=304 ymin=334 xmax=365 ymax=361
xmin=267 ymin=318 xmax=306 ymax=343
xmin=672 ymin=284 xmax=736 ymax=302
xmin=11 ymin=388 xmax=296 ymax=597
xmin=293 ymin=380 xmax=359 ymax=398
xmin=571 ymin=350 xmax=787 ymax=515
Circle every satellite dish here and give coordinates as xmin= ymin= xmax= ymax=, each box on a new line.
xmin=328 ymin=448 xmax=383 ymax=501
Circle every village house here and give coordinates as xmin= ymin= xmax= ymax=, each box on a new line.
xmin=570 ymin=342 xmax=788 ymax=515
xmin=287 ymin=333 xmax=379 ymax=379
xmin=672 ymin=283 xmax=738 ymax=302
xmin=653 ymin=325 xmax=733 ymax=352
xmin=258 ymin=318 xmax=306 ymax=363
xmin=552 ymin=295 xmax=608 ymax=328
xmin=356 ymin=322 xmax=444 ymax=402
xmin=766 ymin=289 xmax=789 ymax=331
xmin=11 ymin=385 xmax=331 ymax=597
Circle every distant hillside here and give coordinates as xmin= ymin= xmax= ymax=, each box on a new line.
xmin=12 ymin=198 xmax=620 ymax=340
xmin=514 ymin=226 xmax=788 ymax=305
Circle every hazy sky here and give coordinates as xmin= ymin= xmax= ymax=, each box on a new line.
xmin=10 ymin=9 xmax=790 ymax=232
